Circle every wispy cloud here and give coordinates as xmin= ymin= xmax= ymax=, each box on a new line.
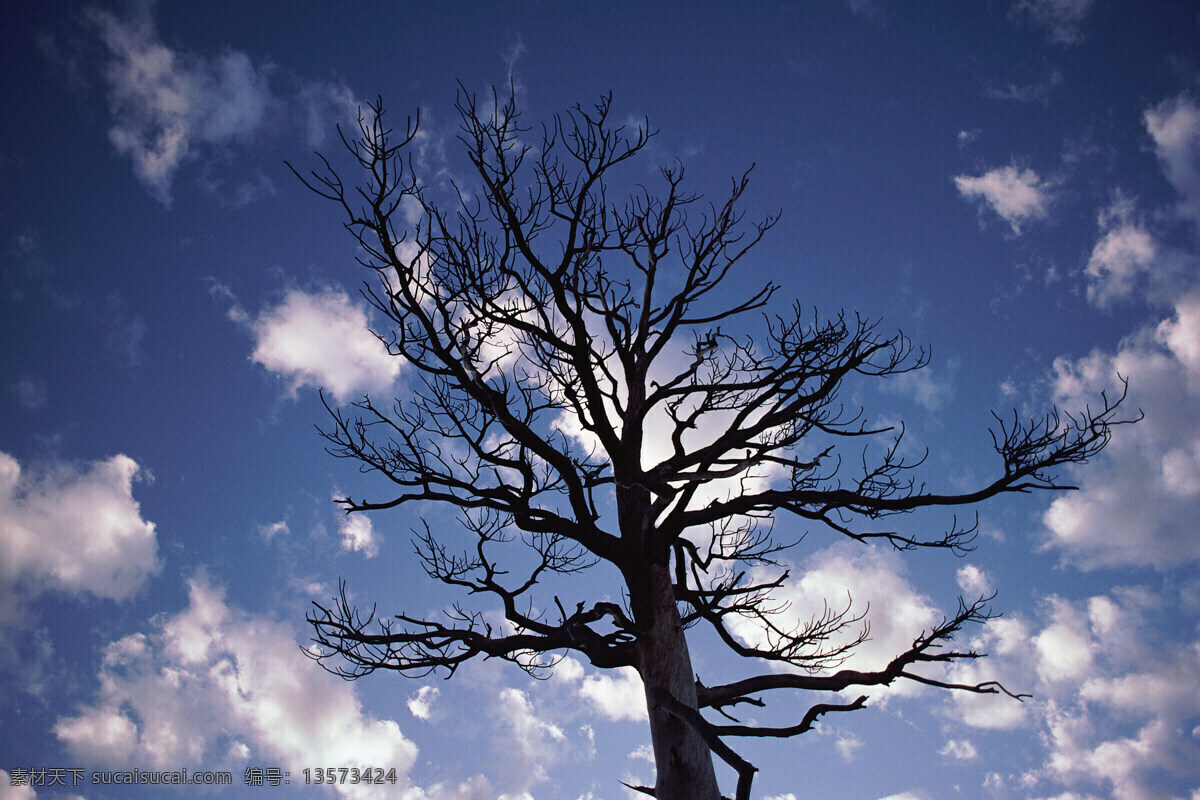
xmin=1010 ymin=0 xmax=1095 ymax=44
xmin=984 ymin=68 xmax=1063 ymax=104
xmin=939 ymin=739 xmax=978 ymax=760
xmin=9 ymin=377 xmax=47 ymax=411
xmin=846 ymin=0 xmax=888 ymax=26
xmin=86 ymin=5 xmax=274 ymax=205
xmin=83 ymin=4 xmax=359 ymax=205
xmin=878 ymin=364 xmax=954 ymax=411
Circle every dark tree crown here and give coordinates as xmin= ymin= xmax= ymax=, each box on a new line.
xmin=292 ymin=88 xmax=1134 ymax=799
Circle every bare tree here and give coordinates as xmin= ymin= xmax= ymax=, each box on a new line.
xmin=294 ymin=89 xmax=1131 ymax=799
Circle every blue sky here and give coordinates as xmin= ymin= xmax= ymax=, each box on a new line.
xmin=1 ymin=1 xmax=1199 ymax=799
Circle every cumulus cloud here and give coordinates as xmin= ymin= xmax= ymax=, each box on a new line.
xmin=941 ymin=611 xmax=1035 ymax=730
xmin=492 ymin=687 xmax=567 ymax=792
xmin=943 ymin=586 xmax=1200 ymax=799
xmin=956 ymin=564 xmax=993 ymax=598
xmin=1042 ymin=608 xmax=1200 ymax=797
xmin=0 ymin=770 xmax=38 ymax=800
xmin=1046 ymin=92 xmax=1200 ymax=568
xmin=954 ymin=166 xmax=1051 ymax=234
xmin=0 ymin=451 xmax=159 ymax=602
xmin=1083 ymin=195 xmax=1194 ymax=308
xmin=250 ymin=288 xmax=401 ymax=404
xmin=579 ymin=667 xmax=647 ymax=723
xmin=1010 ymin=0 xmax=1094 ymax=44
xmin=726 ymin=543 xmax=941 ymax=705
xmin=1085 ymin=228 xmax=1158 ymax=306
xmin=1145 ymin=94 xmax=1200 ymax=228
xmin=54 ymin=572 xmax=419 ymax=799
xmin=553 ymin=657 xmax=647 ymax=722
xmin=1032 ymin=597 xmax=1094 ymax=683
xmin=407 ymin=685 xmax=440 ymax=720
xmin=337 ymin=512 xmax=379 ymax=558
xmin=1043 ymin=303 xmax=1200 ymax=569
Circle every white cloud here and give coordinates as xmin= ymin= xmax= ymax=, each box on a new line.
xmin=251 ymin=288 xmax=401 ymax=404
xmin=878 ymin=365 xmax=953 ymax=411
xmin=407 ymin=685 xmax=440 ymax=720
xmin=553 ymin=657 xmax=647 ymax=723
xmin=418 ymin=775 xmax=503 ymax=800
xmin=954 ymin=166 xmax=1051 ymax=234
xmin=1157 ymin=292 xmax=1200 ymax=386
xmin=1033 ymin=598 xmax=1094 ymax=683
xmin=1082 ymin=194 xmax=1195 ymax=308
xmin=727 ymin=544 xmax=939 ymax=704
xmin=257 ymin=520 xmax=289 ymax=540
xmin=0 ymin=451 xmax=159 ymax=602
xmin=942 ymin=613 xmax=1035 ymax=730
xmin=337 ymin=513 xmax=379 ymax=558
xmin=1043 ymin=303 xmax=1200 ymax=568
xmin=629 ymin=743 xmax=655 ymax=764
xmin=1085 ymin=218 xmax=1158 ymax=307
xmin=956 ymin=564 xmax=993 ymax=598
xmin=298 ymin=79 xmax=361 ymax=149
xmin=0 ymin=770 xmax=38 ymax=800
xmin=943 ymin=586 xmax=1200 ymax=800
xmin=54 ymin=572 xmax=419 ymax=800
xmin=1051 ymin=92 xmax=1200 ymax=568
xmin=1010 ymin=0 xmax=1094 ymax=44
xmin=493 ymin=688 xmax=567 ymax=792
xmin=578 ymin=666 xmax=647 ymax=722
xmin=876 ymin=792 xmax=927 ymax=800
xmin=835 ymin=731 xmax=864 ymax=761
xmin=1145 ymin=94 xmax=1200 ymax=228
xmin=87 ymin=5 xmax=274 ymax=205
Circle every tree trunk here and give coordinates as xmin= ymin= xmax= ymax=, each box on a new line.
xmin=635 ymin=563 xmax=722 ymax=800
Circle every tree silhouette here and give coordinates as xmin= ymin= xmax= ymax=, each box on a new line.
xmin=294 ymin=89 xmax=1130 ymax=799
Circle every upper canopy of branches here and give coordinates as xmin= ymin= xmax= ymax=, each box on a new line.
xmin=294 ymin=89 xmax=1133 ymax=795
